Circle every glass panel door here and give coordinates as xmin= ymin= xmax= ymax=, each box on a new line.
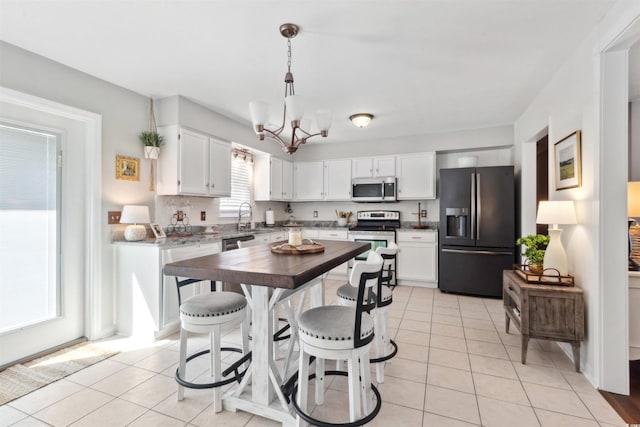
xmin=0 ymin=124 xmax=60 ymax=333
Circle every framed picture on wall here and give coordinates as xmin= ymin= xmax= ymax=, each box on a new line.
xmin=554 ymin=130 xmax=582 ymax=190
xmin=115 ymin=155 xmax=140 ymax=181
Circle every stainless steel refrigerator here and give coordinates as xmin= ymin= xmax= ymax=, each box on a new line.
xmin=438 ymin=166 xmax=515 ymax=297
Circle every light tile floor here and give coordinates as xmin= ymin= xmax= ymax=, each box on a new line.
xmin=0 ymin=281 xmax=627 ymax=426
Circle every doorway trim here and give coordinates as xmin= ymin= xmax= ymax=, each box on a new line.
xmin=596 ymin=6 xmax=640 ymax=394
xmin=0 ymin=87 xmax=103 ymax=341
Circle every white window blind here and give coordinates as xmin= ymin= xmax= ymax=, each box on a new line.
xmin=219 ymin=156 xmax=253 ymax=217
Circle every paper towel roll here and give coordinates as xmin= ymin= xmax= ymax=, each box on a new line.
xmin=266 ymin=208 xmax=275 ymax=226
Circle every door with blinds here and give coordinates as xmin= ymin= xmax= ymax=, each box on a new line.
xmin=0 ymin=121 xmax=84 ymax=367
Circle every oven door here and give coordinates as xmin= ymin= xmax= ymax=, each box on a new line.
xmin=348 ymin=231 xmax=395 ymax=263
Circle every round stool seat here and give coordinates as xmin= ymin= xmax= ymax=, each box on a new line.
xmin=180 ymin=291 xmax=247 ymax=320
xmin=337 ymin=283 xmax=392 ymax=306
xmin=298 ymin=306 xmax=374 ymax=350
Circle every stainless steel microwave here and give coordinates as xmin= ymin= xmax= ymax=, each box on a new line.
xmin=351 ymin=176 xmax=397 ymax=202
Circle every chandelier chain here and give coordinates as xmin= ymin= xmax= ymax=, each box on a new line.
xmin=287 ymin=38 xmax=292 ymax=73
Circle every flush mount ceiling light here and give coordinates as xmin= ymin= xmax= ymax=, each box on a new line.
xmin=349 ymin=113 xmax=374 ymax=128
xmin=249 ymin=23 xmax=332 ymax=154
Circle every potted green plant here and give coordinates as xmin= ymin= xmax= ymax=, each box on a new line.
xmin=139 ymin=131 xmax=163 ymax=159
xmin=516 ymin=234 xmax=550 ymax=274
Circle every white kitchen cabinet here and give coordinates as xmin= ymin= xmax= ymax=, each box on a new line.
xmin=352 ymin=156 xmax=396 ymax=178
xmin=396 ymin=230 xmax=438 ymax=287
xmin=114 ymin=241 xmax=221 ymax=340
xmin=293 ymin=161 xmax=324 ymax=201
xmin=157 ymin=126 xmax=231 ymax=197
xmin=254 ymin=155 xmax=293 ymax=201
xmin=282 ymin=160 xmax=293 ymax=201
xmin=324 ymin=159 xmax=352 ymax=201
xmin=396 ymin=152 xmax=436 ymax=200
xmin=318 ymin=229 xmax=349 ymax=277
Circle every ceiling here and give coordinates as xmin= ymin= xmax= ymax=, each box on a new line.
xmin=0 ymin=0 xmax=619 ymax=145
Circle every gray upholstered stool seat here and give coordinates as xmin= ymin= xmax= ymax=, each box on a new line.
xmin=298 ymin=305 xmax=374 ymax=350
xmin=336 ymin=283 xmax=391 ymax=304
xmin=180 ymin=292 xmax=247 ymax=320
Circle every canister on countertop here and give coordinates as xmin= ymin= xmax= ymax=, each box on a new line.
xmin=265 ymin=208 xmax=275 ymax=227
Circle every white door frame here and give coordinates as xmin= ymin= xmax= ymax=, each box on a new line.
xmin=0 ymin=87 xmax=103 ymax=341
xmin=596 ymin=5 xmax=640 ymax=394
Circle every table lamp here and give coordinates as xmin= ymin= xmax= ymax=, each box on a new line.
xmin=536 ymin=200 xmax=577 ymax=276
xmin=120 ymin=205 xmax=151 ymax=241
xmin=629 ymin=182 xmax=640 ymax=271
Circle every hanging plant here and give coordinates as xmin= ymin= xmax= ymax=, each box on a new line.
xmin=139 ymin=131 xmax=164 ymax=147
xmin=140 ymin=98 xmax=161 ymax=190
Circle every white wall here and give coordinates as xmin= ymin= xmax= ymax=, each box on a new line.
xmin=514 ymin=2 xmax=640 ymax=390
xmin=631 ymin=100 xmax=640 ymax=180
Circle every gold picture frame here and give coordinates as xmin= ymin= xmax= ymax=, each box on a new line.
xmin=115 ymin=155 xmax=140 ymax=181
xmin=554 ymin=130 xmax=582 ymax=190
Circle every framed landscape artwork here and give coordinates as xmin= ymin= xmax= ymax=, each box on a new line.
xmin=554 ymin=130 xmax=582 ymax=190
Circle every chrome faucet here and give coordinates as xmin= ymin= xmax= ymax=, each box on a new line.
xmin=237 ymin=202 xmax=253 ymax=231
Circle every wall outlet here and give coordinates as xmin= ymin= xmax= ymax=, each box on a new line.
xmin=108 ymin=211 xmax=121 ymax=224
xmin=313 ymin=210 xmax=318 ymax=218
xmin=421 ymin=210 xmax=427 ymax=218
xmin=201 ymin=211 xmax=206 ymax=221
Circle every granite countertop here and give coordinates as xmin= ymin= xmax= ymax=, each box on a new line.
xmin=112 ymin=221 xmax=440 ymax=247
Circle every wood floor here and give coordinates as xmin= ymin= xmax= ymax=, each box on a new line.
xmin=600 ymin=360 xmax=640 ymax=424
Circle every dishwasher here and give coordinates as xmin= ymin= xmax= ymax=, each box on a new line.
xmin=221 ymin=234 xmax=255 ymax=293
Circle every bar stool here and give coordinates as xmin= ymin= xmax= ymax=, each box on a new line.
xmin=336 ymin=243 xmax=399 ymax=383
xmin=293 ymin=251 xmax=383 ymax=427
xmin=174 ymin=277 xmax=250 ymax=413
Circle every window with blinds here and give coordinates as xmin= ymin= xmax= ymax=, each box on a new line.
xmin=219 ymin=156 xmax=253 ymax=217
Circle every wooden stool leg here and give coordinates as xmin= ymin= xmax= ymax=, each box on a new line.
xmin=212 ymin=326 xmax=222 ymax=413
xmin=347 ymin=352 xmax=362 ymax=422
xmin=360 ymin=351 xmax=372 ymax=415
xmin=315 ymin=357 xmax=325 ymax=405
xmin=296 ymin=345 xmax=310 ymax=427
xmin=177 ymin=327 xmax=188 ymax=401
xmin=374 ymin=312 xmax=385 ymax=383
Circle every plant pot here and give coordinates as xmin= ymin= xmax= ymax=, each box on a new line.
xmin=529 ymin=262 xmax=544 ymax=275
xmin=144 ymin=146 xmax=160 ymax=160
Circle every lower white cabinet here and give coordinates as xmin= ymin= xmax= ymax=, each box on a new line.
xmin=114 ymin=241 xmax=221 ymax=339
xmin=317 ymin=229 xmax=349 ymax=277
xmin=396 ymin=230 xmax=438 ymax=286
xmin=256 ymin=231 xmax=286 ymax=244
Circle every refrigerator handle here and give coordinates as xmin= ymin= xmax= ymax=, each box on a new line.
xmin=476 ymin=172 xmax=481 ymax=241
xmin=470 ymin=172 xmax=475 ymax=240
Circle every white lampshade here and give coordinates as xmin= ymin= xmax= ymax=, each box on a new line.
xmin=629 ymin=182 xmax=640 ymax=217
xmin=120 ymin=205 xmax=150 ymax=224
xmin=536 ymin=200 xmax=576 ymax=276
xmin=120 ymin=205 xmax=150 ymax=241
xmin=249 ymin=100 xmax=268 ymax=126
xmin=536 ymin=201 xmax=577 ymax=226
xmin=285 ymin=95 xmax=304 ymax=122
xmin=315 ymin=109 xmax=332 ymax=132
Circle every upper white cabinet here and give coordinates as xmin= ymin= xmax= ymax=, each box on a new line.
xmin=294 ymin=160 xmax=351 ymax=201
xmin=157 ymin=126 xmax=231 ymax=197
xmin=254 ymin=155 xmax=293 ymax=201
xmin=293 ymin=161 xmax=324 ymax=201
xmin=323 ymin=159 xmax=352 ymax=201
xmin=352 ymin=156 xmax=395 ymax=178
xmin=396 ymin=152 xmax=436 ymax=200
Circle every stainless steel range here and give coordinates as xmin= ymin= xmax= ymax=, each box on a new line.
xmin=348 ymin=211 xmax=399 ymax=283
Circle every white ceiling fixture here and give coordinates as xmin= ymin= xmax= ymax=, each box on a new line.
xmin=249 ymin=23 xmax=332 ymax=154
xmin=350 ymin=113 xmax=374 ymax=128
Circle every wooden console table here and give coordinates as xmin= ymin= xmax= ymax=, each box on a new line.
xmin=503 ymin=270 xmax=584 ymax=372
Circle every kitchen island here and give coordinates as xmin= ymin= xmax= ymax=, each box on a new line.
xmin=164 ymin=239 xmax=370 ymax=424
